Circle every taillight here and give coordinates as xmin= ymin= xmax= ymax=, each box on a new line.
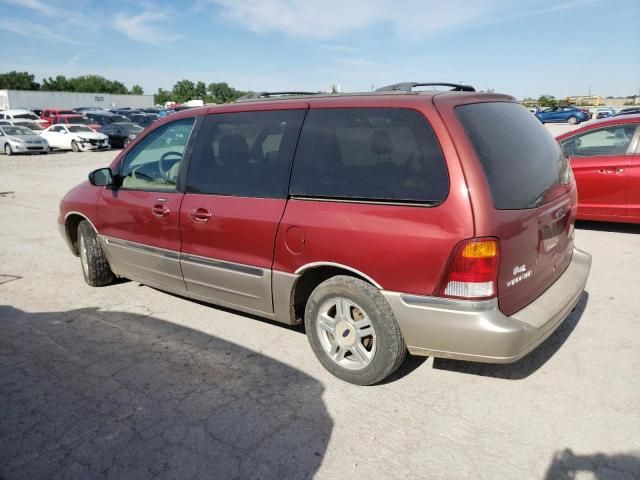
xmin=437 ymin=238 xmax=500 ymax=300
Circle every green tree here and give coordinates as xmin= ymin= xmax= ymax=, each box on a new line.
xmin=41 ymin=75 xmax=70 ymax=91
xmin=154 ymin=88 xmax=172 ymax=105
xmin=0 ymin=71 xmax=40 ymax=90
xmin=537 ymin=94 xmax=558 ymax=107
xmin=195 ymin=81 xmax=207 ymax=100
xmin=207 ymin=82 xmax=245 ymax=104
xmin=130 ymin=84 xmax=144 ymax=95
xmin=172 ymin=79 xmax=196 ymax=103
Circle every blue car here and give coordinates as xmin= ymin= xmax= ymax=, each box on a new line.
xmin=535 ymin=106 xmax=589 ymax=125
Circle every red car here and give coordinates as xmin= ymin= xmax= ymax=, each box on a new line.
xmin=557 ymin=114 xmax=640 ymax=224
xmin=58 ymin=83 xmax=591 ymax=385
xmin=50 ymin=114 xmax=100 ymax=131
xmin=41 ymin=108 xmax=75 ymax=127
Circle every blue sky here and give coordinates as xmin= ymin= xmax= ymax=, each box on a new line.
xmin=0 ymin=0 xmax=638 ymax=99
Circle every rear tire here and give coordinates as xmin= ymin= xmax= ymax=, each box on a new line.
xmin=71 ymin=140 xmax=80 ymax=152
xmin=77 ymin=220 xmax=114 ymax=286
xmin=304 ymin=275 xmax=407 ymax=385
xmin=4 ymin=144 xmax=12 ymax=156
xmin=568 ymin=116 xmax=578 ymax=125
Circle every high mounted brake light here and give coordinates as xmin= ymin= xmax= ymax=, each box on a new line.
xmin=437 ymin=238 xmax=500 ymax=300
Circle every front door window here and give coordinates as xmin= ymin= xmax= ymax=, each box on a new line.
xmin=120 ymin=118 xmax=195 ymax=191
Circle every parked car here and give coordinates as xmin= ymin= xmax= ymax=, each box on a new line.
xmin=42 ymin=124 xmax=110 ymax=152
xmin=0 ymin=119 xmax=45 ymax=133
xmin=84 ymin=112 xmax=132 ymax=128
xmin=58 ymin=84 xmax=591 ymax=385
xmin=595 ymin=108 xmax=615 ymax=119
xmin=557 ymin=114 xmax=640 ymax=224
xmin=100 ymin=122 xmax=144 ymax=147
xmin=111 ymin=109 xmax=143 ymax=118
xmin=73 ymin=107 xmax=106 ymax=113
xmin=11 ymin=120 xmax=46 ymax=134
xmin=129 ymin=113 xmax=158 ymax=128
xmin=0 ymin=109 xmax=47 ymax=126
xmin=613 ymin=107 xmax=640 ymax=117
xmin=0 ymin=125 xmax=49 ymax=155
xmin=50 ymin=114 xmax=100 ymax=131
xmin=535 ymin=106 xmax=589 ymax=124
xmin=41 ymin=109 xmax=75 ymax=127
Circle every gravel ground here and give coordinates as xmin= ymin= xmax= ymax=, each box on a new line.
xmin=1 ymin=129 xmax=639 ymax=480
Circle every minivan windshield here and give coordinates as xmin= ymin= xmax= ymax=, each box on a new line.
xmin=456 ymin=102 xmax=570 ymax=210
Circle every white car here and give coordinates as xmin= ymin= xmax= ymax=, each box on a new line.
xmin=0 ymin=109 xmax=47 ymax=126
xmin=41 ymin=124 xmax=110 ymax=152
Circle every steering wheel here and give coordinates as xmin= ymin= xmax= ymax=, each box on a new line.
xmin=158 ymin=151 xmax=183 ymax=180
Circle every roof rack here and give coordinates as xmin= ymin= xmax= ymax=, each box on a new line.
xmin=375 ymin=82 xmax=476 ymax=93
xmin=236 ymin=91 xmax=320 ymax=102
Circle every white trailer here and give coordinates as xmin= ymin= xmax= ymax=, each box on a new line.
xmin=0 ymin=90 xmax=154 ymax=110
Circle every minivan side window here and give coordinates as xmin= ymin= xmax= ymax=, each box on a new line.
xmin=289 ymin=108 xmax=449 ymax=204
xmin=560 ymin=125 xmax=637 ymax=157
xmin=186 ymin=109 xmax=306 ymax=198
xmin=120 ymin=118 xmax=195 ymax=191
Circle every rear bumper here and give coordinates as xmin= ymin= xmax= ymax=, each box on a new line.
xmin=383 ymin=247 xmax=591 ymax=363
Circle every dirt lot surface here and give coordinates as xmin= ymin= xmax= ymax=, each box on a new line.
xmin=1 ymin=134 xmax=639 ymax=479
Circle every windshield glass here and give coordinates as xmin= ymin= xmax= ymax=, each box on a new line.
xmin=117 ymin=123 xmax=143 ymax=133
xmin=67 ymin=117 xmax=92 ymax=125
xmin=14 ymin=113 xmax=39 ymax=120
xmin=16 ymin=121 xmax=43 ymax=130
xmin=68 ymin=126 xmax=93 ymax=133
xmin=112 ymin=115 xmax=131 ymax=123
xmin=3 ymin=126 xmax=33 ymax=135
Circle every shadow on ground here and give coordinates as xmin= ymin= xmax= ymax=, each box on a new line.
xmin=0 ymin=305 xmax=332 ymax=480
xmin=545 ymin=448 xmax=640 ymax=480
xmin=576 ymin=220 xmax=640 ymax=234
xmin=432 ymin=292 xmax=589 ymax=380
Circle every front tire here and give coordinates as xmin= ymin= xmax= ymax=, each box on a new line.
xmin=71 ymin=140 xmax=80 ymax=152
xmin=5 ymin=144 xmax=13 ymax=156
xmin=568 ymin=116 xmax=578 ymax=125
xmin=77 ymin=220 xmax=114 ymax=286
xmin=305 ymin=275 xmax=406 ymax=385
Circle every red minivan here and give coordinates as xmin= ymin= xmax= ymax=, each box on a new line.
xmin=58 ymin=83 xmax=591 ymax=385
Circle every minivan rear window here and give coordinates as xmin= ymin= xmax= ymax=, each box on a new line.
xmin=290 ymin=108 xmax=449 ymax=204
xmin=456 ymin=102 xmax=570 ymax=210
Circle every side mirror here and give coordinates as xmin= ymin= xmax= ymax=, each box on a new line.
xmin=89 ymin=167 xmax=114 ymax=187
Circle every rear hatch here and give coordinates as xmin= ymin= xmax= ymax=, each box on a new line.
xmin=449 ymin=100 xmax=575 ymax=315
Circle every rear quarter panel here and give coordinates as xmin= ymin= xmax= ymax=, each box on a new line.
xmin=273 ymin=96 xmax=474 ymax=295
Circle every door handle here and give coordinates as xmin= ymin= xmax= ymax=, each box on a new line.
xmin=151 ymin=204 xmax=170 ymax=217
xmin=598 ymin=168 xmax=624 ymax=174
xmin=190 ymin=207 xmax=212 ymax=223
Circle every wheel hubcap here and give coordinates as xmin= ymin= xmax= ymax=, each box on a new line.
xmin=316 ymin=297 xmax=376 ymax=370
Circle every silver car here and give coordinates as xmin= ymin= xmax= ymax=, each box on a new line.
xmin=0 ymin=125 xmax=50 ymax=155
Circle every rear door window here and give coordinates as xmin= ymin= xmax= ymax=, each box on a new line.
xmin=186 ymin=109 xmax=306 ymax=198
xmin=456 ymin=102 xmax=570 ymax=210
xmin=289 ymin=108 xmax=448 ymax=204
